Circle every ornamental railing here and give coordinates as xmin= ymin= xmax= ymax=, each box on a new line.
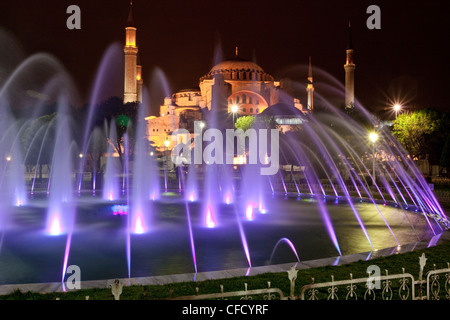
xmin=426 ymin=263 xmax=450 ymax=300
xmin=168 ymin=282 xmax=287 ymax=300
xmin=159 ymin=254 xmax=449 ymax=301
xmin=296 ymin=254 xmax=450 ymax=300
xmin=298 ymin=270 xmax=416 ymax=300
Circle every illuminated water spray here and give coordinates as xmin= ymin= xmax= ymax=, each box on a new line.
xmin=48 ymin=212 xmax=63 ymax=236
xmin=205 ymin=205 xmax=216 ymax=228
xmin=185 ymin=201 xmax=198 ymax=273
xmin=270 ymin=238 xmax=301 ymax=263
xmin=102 ymin=120 xmax=120 ymax=201
xmin=233 ymin=204 xmax=252 ymax=268
xmin=46 ymin=103 xmax=74 ymax=236
xmin=245 ymin=202 xmax=255 ymax=221
xmin=225 ymin=192 xmax=232 ymax=205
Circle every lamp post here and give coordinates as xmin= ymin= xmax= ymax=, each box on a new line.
xmin=164 ymin=137 xmax=170 ymax=170
xmin=393 ymin=104 xmax=402 ymax=119
xmin=164 ymin=137 xmax=170 ymax=193
xmin=231 ymin=104 xmax=238 ymax=129
xmin=369 ymin=132 xmax=379 ymax=183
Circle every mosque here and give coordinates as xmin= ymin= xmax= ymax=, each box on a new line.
xmin=122 ymin=3 xmax=355 ymax=151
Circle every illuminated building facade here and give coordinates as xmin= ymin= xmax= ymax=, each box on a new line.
xmin=146 ymin=49 xmax=308 ymax=151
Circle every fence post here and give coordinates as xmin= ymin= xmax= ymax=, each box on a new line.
xmin=287 ymin=266 xmax=298 ymax=299
xmin=418 ymin=253 xmax=427 ymax=300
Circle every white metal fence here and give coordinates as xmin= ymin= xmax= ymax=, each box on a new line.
xmin=163 ymin=254 xmax=449 ymax=301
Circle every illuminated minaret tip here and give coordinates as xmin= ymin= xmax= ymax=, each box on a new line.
xmin=344 ymin=20 xmax=355 ymax=111
xmin=124 ymin=1 xmax=141 ymax=103
xmin=127 ymin=1 xmax=134 ymax=28
xmin=306 ymin=56 xmax=314 ymax=112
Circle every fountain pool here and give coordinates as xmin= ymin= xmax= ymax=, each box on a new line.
xmin=0 ymin=191 xmax=440 ymax=285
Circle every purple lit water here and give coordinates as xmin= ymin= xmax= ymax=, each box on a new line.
xmin=0 ymin=192 xmax=440 ymax=285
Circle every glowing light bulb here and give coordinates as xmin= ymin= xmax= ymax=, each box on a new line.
xmin=369 ymin=132 xmax=379 ymax=143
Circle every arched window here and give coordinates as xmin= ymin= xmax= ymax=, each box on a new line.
xmin=250 ymin=108 xmax=253 ymax=113
xmin=256 ymin=108 xmax=259 ymax=113
xmin=242 ymin=94 xmax=247 ymax=104
xmin=236 ymin=96 xmax=240 ymax=104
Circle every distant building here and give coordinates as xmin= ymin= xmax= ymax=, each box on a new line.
xmin=145 ymin=91 xmax=203 ymax=150
xmin=145 ymin=48 xmax=309 ymax=151
xmin=121 ymin=3 xmax=354 ymax=151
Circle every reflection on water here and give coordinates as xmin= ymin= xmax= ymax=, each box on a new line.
xmin=0 ymin=194 xmax=439 ymax=285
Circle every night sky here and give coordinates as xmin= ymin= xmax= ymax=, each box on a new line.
xmin=1 ymin=0 xmax=449 ymax=116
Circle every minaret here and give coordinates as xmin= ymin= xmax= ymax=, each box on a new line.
xmin=123 ymin=1 xmax=139 ymax=104
xmin=344 ymin=21 xmax=355 ymax=111
xmin=136 ymin=55 xmax=143 ymax=103
xmin=306 ymin=56 xmax=314 ymax=112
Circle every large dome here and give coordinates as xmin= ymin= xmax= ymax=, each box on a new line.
xmin=210 ymin=58 xmax=264 ymax=73
xmin=200 ymin=57 xmax=273 ymax=82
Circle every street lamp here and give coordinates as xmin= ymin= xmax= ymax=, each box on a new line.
xmin=164 ymin=137 xmax=170 ymax=172
xmin=231 ymin=104 xmax=239 ymax=128
xmin=393 ymin=104 xmax=402 ymax=119
xmin=369 ymin=132 xmax=379 ymax=183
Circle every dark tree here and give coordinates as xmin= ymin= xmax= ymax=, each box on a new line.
xmin=440 ymin=135 xmax=450 ymax=177
xmin=93 ymin=96 xmax=139 ymax=167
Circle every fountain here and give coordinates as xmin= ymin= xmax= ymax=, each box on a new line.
xmin=102 ymin=120 xmax=121 ymax=202
xmin=0 ymin=30 xmax=448 ymax=287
